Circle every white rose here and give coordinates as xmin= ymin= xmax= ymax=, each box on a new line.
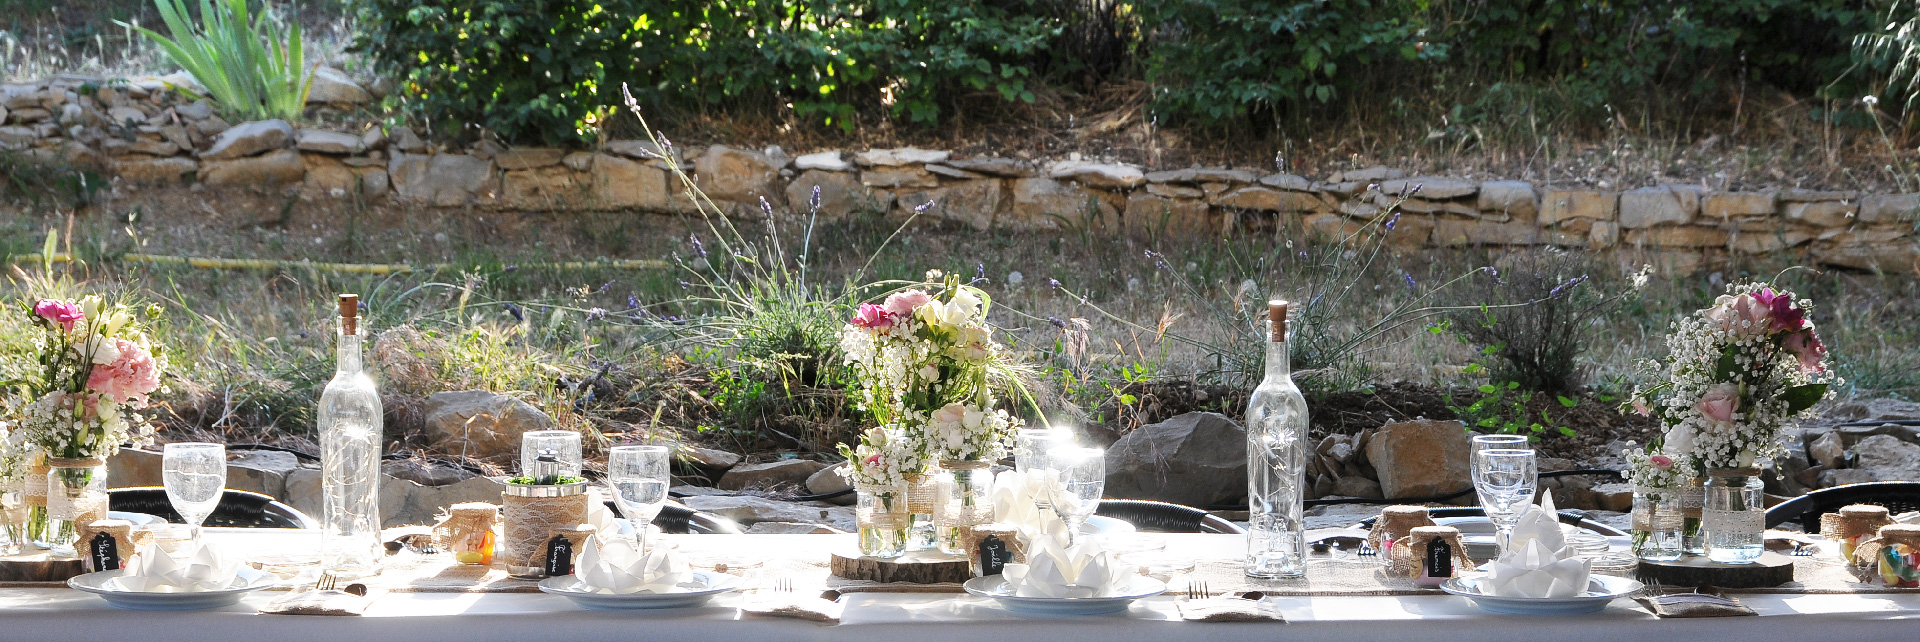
xmin=75 ymin=336 xmax=121 ymax=365
xmin=1663 ymin=425 xmax=1696 ymax=458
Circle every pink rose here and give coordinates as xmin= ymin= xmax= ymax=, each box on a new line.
xmin=1632 ymin=398 xmax=1651 ymax=416
xmin=1649 ymin=454 xmax=1674 ymax=469
xmin=851 ymin=303 xmax=893 ymax=329
xmin=86 ymin=339 xmax=161 ymax=408
xmin=883 ymin=289 xmax=933 ymax=316
xmin=1784 ymin=329 xmax=1826 ymax=374
xmin=34 ymin=299 xmax=84 ymax=332
xmin=1730 ymin=294 xmax=1771 ymax=330
xmin=1695 ymin=383 xmax=1741 ymax=424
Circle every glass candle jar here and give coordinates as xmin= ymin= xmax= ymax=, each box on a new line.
xmin=1631 ymin=488 xmax=1685 ymax=562
xmin=520 ymin=430 xmax=583 ymax=483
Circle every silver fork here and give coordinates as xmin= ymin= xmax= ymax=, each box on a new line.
xmin=1791 ymin=541 xmax=1816 ymax=557
xmin=769 ymin=577 xmax=794 ymax=593
xmin=1186 ymin=580 xmax=1210 ymax=600
xmin=1357 ymin=544 xmax=1377 ymax=557
xmin=317 ymin=571 xmax=339 ymax=592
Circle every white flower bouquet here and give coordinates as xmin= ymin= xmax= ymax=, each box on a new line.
xmin=1629 ymin=281 xmax=1835 ymax=472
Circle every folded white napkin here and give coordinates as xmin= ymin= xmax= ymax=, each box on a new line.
xmin=574 ymin=536 xmax=693 ymax=594
xmin=1482 ymin=496 xmax=1590 ymax=598
xmin=1001 ymin=531 xmax=1137 ymax=598
xmin=110 ymin=541 xmax=243 ymax=593
xmin=991 ymin=470 xmax=1045 ymax=528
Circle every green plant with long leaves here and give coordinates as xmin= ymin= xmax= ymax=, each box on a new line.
xmin=126 ymin=0 xmax=314 ymax=122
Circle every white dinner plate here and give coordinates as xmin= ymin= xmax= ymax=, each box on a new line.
xmin=963 ymin=575 xmax=1166 ymax=615
xmin=538 ymin=571 xmax=741 ymax=610
xmin=67 ymin=567 xmax=277 ymax=610
xmin=107 ymin=511 xmax=165 ymax=527
xmin=1440 ymin=574 xmax=1642 ymax=615
xmin=1082 ymin=515 xmax=1135 ymax=536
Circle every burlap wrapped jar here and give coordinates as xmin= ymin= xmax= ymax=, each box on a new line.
xmin=501 ymin=481 xmax=589 ymax=578
xmin=1821 ymin=505 xmax=1894 ymax=562
xmin=434 ymin=502 xmax=501 ymax=565
xmin=1368 ymin=505 xmax=1436 ymax=555
xmin=1852 ymin=523 xmax=1920 ymax=567
xmin=1389 ymin=525 xmax=1473 ymax=577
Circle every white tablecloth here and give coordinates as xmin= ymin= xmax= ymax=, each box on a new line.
xmin=3 ymin=531 xmax=1916 ymax=642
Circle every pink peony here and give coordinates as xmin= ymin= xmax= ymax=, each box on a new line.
xmin=1695 ymin=383 xmax=1741 ymax=425
xmin=851 ymin=303 xmax=893 ymax=329
xmin=883 ymin=289 xmax=933 ymax=316
xmin=1649 ymin=455 xmax=1674 ymax=469
xmin=34 ymin=299 xmax=84 ymax=332
xmin=1784 ymin=329 xmax=1827 ymax=374
xmin=86 ymin=339 xmax=160 ymax=408
xmin=1756 ymin=288 xmax=1806 ymax=333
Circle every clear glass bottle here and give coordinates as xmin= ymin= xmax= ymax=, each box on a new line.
xmin=319 ymin=294 xmax=383 ymax=578
xmin=1246 ymin=300 xmax=1308 ymax=579
xmin=1703 ymin=468 xmax=1765 ymax=564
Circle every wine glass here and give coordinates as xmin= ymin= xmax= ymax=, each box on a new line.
xmin=1469 ymin=434 xmax=1530 ymax=486
xmin=1013 ymin=428 xmax=1074 ymax=474
xmin=1040 ymin=446 xmax=1104 ymax=547
xmin=1474 ymin=448 xmax=1538 ymax=557
xmin=162 ymin=443 xmax=227 ymax=540
xmin=606 ymin=445 xmax=671 ymax=552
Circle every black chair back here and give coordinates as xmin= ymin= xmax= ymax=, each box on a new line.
xmin=1764 ymin=481 xmax=1920 ymax=530
xmin=107 ymin=487 xmax=317 ymax=529
xmin=1094 ymin=499 xmax=1245 ymax=534
xmin=603 ymin=500 xmax=744 ymax=534
xmin=1351 ymin=506 xmax=1627 ymax=536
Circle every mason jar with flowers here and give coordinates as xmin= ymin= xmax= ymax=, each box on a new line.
xmin=1629 ymin=281 xmax=1833 ymax=564
xmin=1623 ymin=441 xmax=1692 ymax=561
xmin=12 ymin=295 xmax=166 ymax=556
xmin=838 ymin=426 xmax=922 ymax=559
xmin=839 ymin=274 xmax=1030 ymax=555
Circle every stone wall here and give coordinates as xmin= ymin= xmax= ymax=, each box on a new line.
xmin=6 ymin=74 xmax=1917 ymax=272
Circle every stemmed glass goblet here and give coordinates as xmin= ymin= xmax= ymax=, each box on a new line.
xmin=162 ymin=443 xmax=227 ymax=541
xmin=1474 ymin=448 xmax=1538 ymax=557
xmin=606 ymin=445 xmax=671 ymax=553
xmin=1039 ymin=446 xmax=1104 ymax=547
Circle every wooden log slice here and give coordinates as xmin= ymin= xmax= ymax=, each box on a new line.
xmin=830 ymin=551 xmax=972 ymax=584
xmin=1635 ymin=552 xmax=1795 ymax=589
xmin=0 ymin=553 xmax=88 ymax=583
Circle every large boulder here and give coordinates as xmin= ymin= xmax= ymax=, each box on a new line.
xmin=1103 ymin=412 xmax=1248 ymax=507
xmin=1364 ymin=419 xmax=1472 ymax=500
xmin=306 ymin=67 xmax=372 ymax=105
xmin=200 ymin=119 xmax=294 ymax=160
xmin=198 ymin=148 xmax=306 ymax=186
xmin=1853 ymin=434 xmax=1920 ymax=482
xmin=420 ymin=390 xmax=556 ymax=465
xmin=716 ymin=459 xmax=829 ymax=492
xmin=226 ymin=449 xmax=301 ymax=498
xmin=389 ymin=152 xmax=498 ymax=206
xmin=806 ymin=464 xmax=855 ymax=505
xmin=681 ymin=494 xmax=855 ymax=531
xmin=693 ymin=144 xmax=780 ymax=204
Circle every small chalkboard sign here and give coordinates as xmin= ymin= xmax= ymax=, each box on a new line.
xmin=88 ymin=532 xmax=121 ymax=572
xmin=979 ymin=535 xmax=1009 ymax=577
xmin=1424 ymin=536 xmax=1452 ymax=578
xmin=544 ymin=535 xmax=575 ymax=577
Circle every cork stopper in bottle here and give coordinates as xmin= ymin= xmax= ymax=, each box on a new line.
xmin=1268 ymin=300 xmax=1289 ymax=343
xmin=339 ymin=294 xmax=359 ymax=336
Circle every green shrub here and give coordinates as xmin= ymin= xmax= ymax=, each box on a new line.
xmin=352 ymin=0 xmax=1060 ymax=145
xmin=1432 ymin=0 xmax=1873 ymax=103
xmin=1137 ymin=0 xmax=1440 ymax=123
xmin=128 ymin=0 xmax=315 ymax=122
